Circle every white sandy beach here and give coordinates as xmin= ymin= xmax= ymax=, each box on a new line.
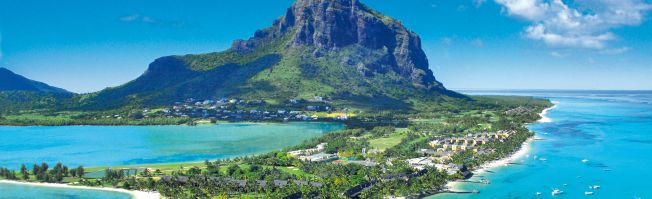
xmin=445 ymin=137 xmax=534 ymax=192
xmin=445 ymin=104 xmax=557 ymax=192
xmin=0 ymin=180 xmax=160 ymax=199
xmin=537 ymin=103 xmax=557 ymax=123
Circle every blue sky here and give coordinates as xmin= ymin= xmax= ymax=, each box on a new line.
xmin=1 ymin=0 xmax=651 ymax=93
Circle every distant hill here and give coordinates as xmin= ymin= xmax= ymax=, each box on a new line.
xmin=79 ymin=0 xmax=466 ymax=110
xmin=0 ymin=68 xmax=73 ymax=113
xmin=0 ymin=67 xmax=70 ymax=93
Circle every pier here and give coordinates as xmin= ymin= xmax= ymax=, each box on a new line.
xmin=444 ymin=190 xmax=480 ymax=194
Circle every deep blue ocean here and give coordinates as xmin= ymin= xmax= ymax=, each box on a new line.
xmin=431 ymin=90 xmax=652 ymax=199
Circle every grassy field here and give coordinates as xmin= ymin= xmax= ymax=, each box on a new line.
xmin=85 ymin=161 xmax=318 ymax=179
xmin=368 ymin=129 xmax=408 ymax=152
xmin=86 ymin=162 xmax=206 ymax=174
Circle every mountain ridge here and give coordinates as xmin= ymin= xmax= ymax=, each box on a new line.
xmin=0 ymin=67 xmax=71 ymax=94
xmin=79 ymin=0 xmax=463 ymax=110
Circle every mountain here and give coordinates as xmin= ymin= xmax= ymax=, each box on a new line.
xmin=0 ymin=68 xmax=70 ymax=93
xmin=0 ymin=68 xmax=73 ymax=113
xmin=81 ymin=0 xmax=462 ymax=110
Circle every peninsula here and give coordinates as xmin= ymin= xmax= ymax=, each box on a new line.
xmin=0 ymin=0 xmax=553 ymax=198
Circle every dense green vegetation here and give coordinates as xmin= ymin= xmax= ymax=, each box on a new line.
xmin=0 ymin=110 xmax=192 ymax=126
xmin=1 ymin=95 xmax=552 ymax=198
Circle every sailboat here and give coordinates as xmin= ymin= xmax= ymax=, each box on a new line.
xmin=552 ymin=188 xmax=564 ymax=195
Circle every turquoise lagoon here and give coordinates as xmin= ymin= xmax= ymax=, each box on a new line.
xmin=0 ymin=122 xmax=343 ymax=198
xmin=0 ymin=122 xmax=344 ymax=169
xmin=431 ymin=90 xmax=652 ymax=199
xmin=0 ymin=182 xmax=131 ymax=199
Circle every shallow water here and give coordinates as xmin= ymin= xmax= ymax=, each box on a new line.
xmin=430 ymin=90 xmax=652 ymax=199
xmin=0 ymin=182 xmax=131 ymax=199
xmin=0 ymin=122 xmax=344 ymax=169
xmin=0 ymin=122 xmax=343 ymax=198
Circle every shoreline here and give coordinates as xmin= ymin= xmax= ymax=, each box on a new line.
xmin=0 ymin=120 xmax=343 ymax=127
xmin=537 ymin=103 xmax=557 ymax=123
xmin=444 ymin=104 xmax=556 ymax=192
xmin=0 ymin=180 xmax=160 ymax=199
xmin=445 ymin=137 xmax=534 ymax=192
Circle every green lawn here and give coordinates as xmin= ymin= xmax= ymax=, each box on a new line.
xmin=368 ymin=130 xmax=408 ymax=152
xmin=85 ymin=161 xmax=318 ymax=179
xmin=86 ymin=162 xmax=206 ymax=174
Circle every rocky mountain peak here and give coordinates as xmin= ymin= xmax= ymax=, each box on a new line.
xmin=232 ymin=0 xmax=443 ymax=90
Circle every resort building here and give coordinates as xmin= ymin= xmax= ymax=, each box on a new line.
xmin=405 ymin=157 xmax=435 ymax=170
xmin=299 ymin=153 xmax=338 ymax=162
xmin=287 ymin=143 xmax=328 ymax=157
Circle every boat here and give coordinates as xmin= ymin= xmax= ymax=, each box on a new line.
xmin=585 ymin=191 xmax=594 ymax=195
xmin=480 ymin=179 xmax=491 ymax=184
xmin=539 ymin=158 xmax=547 ymax=161
xmin=592 ymin=185 xmax=601 ymax=189
xmin=536 ymin=192 xmax=542 ymax=196
xmin=582 ymin=159 xmax=589 ymax=163
xmin=552 ymin=188 xmax=564 ymax=195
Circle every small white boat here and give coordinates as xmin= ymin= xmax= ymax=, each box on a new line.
xmin=539 ymin=158 xmax=547 ymax=161
xmin=552 ymin=189 xmax=564 ymax=195
xmin=582 ymin=159 xmax=589 ymax=163
xmin=535 ymin=192 xmax=542 ymax=196
xmin=585 ymin=191 xmax=594 ymax=195
xmin=592 ymin=185 xmax=601 ymax=189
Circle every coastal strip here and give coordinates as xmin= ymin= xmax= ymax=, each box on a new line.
xmin=537 ymin=102 xmax=557 ymax=123
xmin=445 ymin=137 xmax=534 ymax=192
xmin=446 ymin=104 xmax=556 ymax=192
xmin=0 ymin=180 xmax=160 ymax=199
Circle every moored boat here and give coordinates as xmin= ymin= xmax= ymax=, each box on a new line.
xmin=552 ymin=188 xmax=564 ymax=196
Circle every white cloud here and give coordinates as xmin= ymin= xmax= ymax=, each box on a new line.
xmin=441 ymin=37 xmax=454 ymax=45
xmin=495 ymin=0 xmax=550 ymax=20
xmin=599 ymin=47 xmax=632 ymax=55
xmin=457 ymin=5 xmax=468 ymax=12
xmin=119 ymin=14 xmax=185 ymax=27
xmin=474 ymin=0 xmax=487 ymax=8
xmin=549 ymin=51 xmax=566 ymax=58
xmin=119 ymin=14 xmax=140 ymax=22
xmin=495 ymin=0 xmax=652 ymax=49
xmin=471 ymin=38 xmax=484 ymax=47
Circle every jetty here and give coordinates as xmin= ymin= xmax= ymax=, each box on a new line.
xmin=443 ymin=190 xmax=480 ymax=194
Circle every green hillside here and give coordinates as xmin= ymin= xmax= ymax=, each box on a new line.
xmin=77 ymin=0 xmax=465 ymax=111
